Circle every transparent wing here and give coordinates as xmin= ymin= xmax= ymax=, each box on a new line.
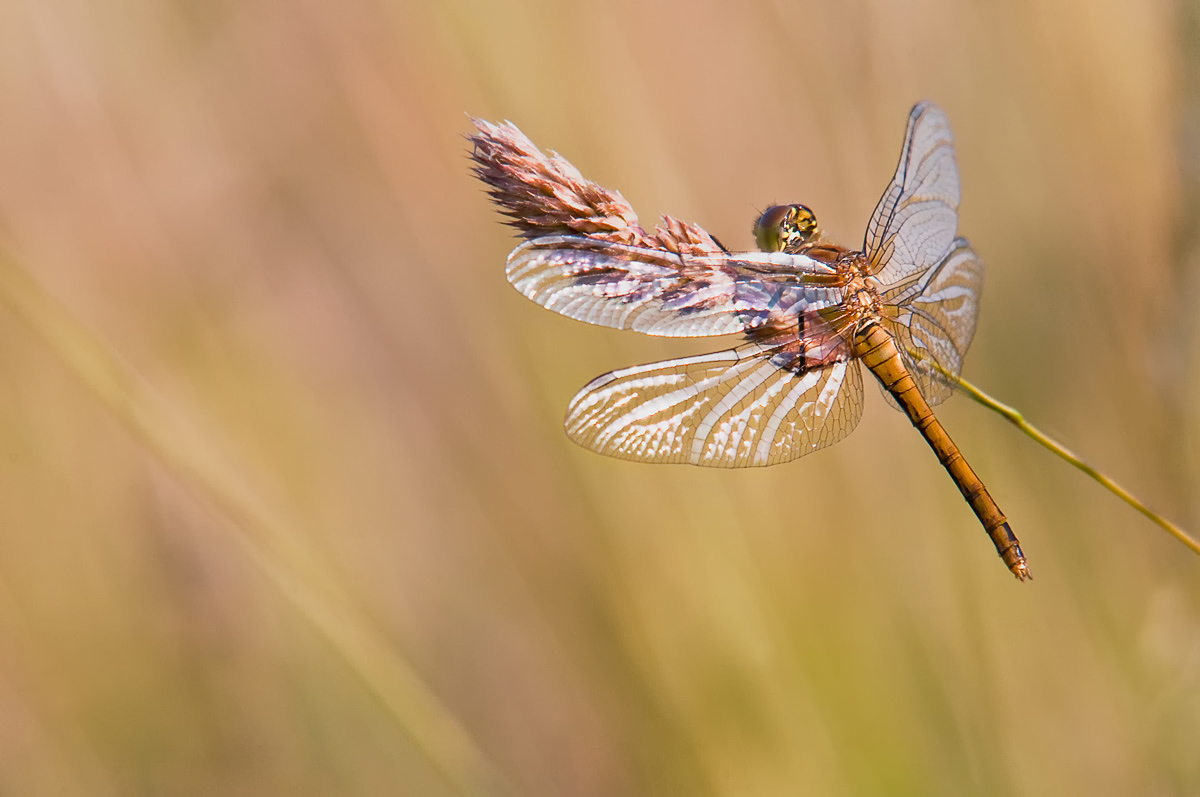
xmin=507 ymin=235 xmax=842 ymax=337
xmin=564 ymin=337 xmax=863 ymax=468
xmin=864 ymin=103 xmax=961 ymax=286
xmin=877 ymin=238 xmax=982 ymax=407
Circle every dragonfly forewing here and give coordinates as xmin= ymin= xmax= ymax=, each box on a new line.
xmin=508 ymin=236 xmax=845 ymax=338
xmin=865 ymin=103 xmax=961 ymax=287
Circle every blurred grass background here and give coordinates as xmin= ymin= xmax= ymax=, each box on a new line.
xmin=0 ymin=0 xmax=1197 ymax=794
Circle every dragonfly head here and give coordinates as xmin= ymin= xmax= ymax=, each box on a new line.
xmin=753 ymin=204 xmax=820 ymax=254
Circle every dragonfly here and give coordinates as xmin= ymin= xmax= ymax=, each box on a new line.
xmin=470 ymin=103 xmax=1029 ymax=580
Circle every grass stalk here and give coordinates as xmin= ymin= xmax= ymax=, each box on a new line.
xmin=950 ymin=371 xmax=1200 ymax=560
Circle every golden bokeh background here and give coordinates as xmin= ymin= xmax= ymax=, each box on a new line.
xmin=0 ymin=0 xmax=1198 ymax=794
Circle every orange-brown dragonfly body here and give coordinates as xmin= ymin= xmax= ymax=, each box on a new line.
xmin=470 ymin=103 xmax=1029 ymax=580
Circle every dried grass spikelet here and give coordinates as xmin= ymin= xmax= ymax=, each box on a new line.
xmin=468 ymin=118 xmax=725 ymax=256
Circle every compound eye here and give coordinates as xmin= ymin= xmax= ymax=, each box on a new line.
xmin=753 ymin=204 xmax=820 ymax=253
xmin=788 ymin=205 xmax=819 ymax=241
xmin=752 ymin=204 xmax=793 ymax=252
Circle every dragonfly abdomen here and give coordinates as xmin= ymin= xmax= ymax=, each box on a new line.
xmin=853 ymin=321 xmax=1030 ymax=580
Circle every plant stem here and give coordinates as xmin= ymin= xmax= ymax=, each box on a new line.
xmin=952 ymin=372 xmax=1200 ymax=559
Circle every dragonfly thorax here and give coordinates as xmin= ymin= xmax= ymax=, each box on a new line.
xmin=835 ymin=255 xmax=885 ymax=327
